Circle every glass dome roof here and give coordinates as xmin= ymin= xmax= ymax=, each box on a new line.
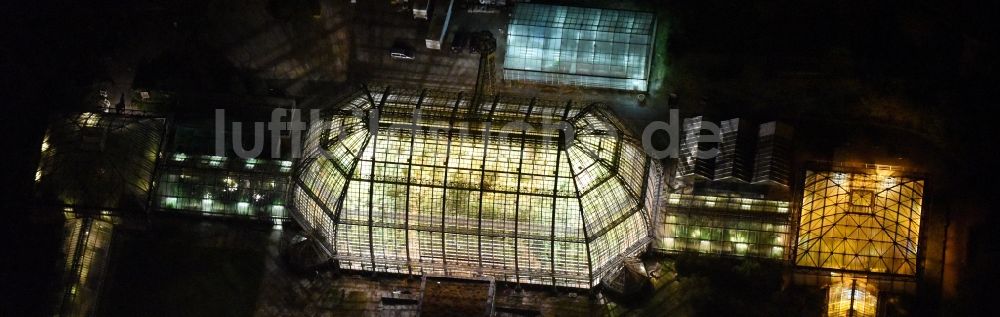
xmin=292 ymin=85 xmax=661 ymax=288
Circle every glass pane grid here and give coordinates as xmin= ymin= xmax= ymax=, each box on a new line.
xmin=795 ymin=171 xmax=924 ymax=275
xmin=504 ymin=4 xmax=654 ymax=91
xmin=659 ymin=193 xmax=792 ymax=259
xmin=292 ymin=86 xmax=658 ymax=288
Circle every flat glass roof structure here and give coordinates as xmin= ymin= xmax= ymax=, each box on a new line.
xmin=658 ymin=193 xmax=792 ymax=260
xmin=504 ymin=4 xmax=655 ymax=91
xmin=153 ymin=153 xmax=292 ymax=220
xmin=293 ymin=85 xmax=662 ymax=288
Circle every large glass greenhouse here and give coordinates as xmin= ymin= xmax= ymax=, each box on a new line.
xmin=658 ymin=193 xmax=792 ymax=259
xmin=152 ymin=153 xmax=292 ymax=220
xmin=504 ymin=4 xmax=655 ymax=91
xmin=292 ymin=86 xmax=662 ymax=288
xmin=795 ymin=169 xmax=924 ymax=275
xmin=35 ymin=112 xmax=166 ymax=211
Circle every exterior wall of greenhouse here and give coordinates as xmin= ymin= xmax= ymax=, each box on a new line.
xmin=792 ymin=166 xmax=926 ymax=316
xmin=57 ymin=217 xmax=115 ymax=316
xmin=656 ymin=193 xmax=792 ymax=260
xmin=503 ymin=4 xmax=654 ymax=91
xmin=152 ymin=152 xmax=292 ymax=219
xmin=503 ymin=69 xmax=650 ymax=92
xmin=292 ymin=86 xmax=662 ymax=289
xmin=791 ymin=270 xmax=917 ymax=294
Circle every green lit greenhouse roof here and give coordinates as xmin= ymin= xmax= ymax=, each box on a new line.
xmin=504 ymin=4 xmax=655 ymax=91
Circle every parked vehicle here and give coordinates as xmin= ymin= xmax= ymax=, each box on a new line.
xmin=390 ymin=43 xmax=415 ymax=60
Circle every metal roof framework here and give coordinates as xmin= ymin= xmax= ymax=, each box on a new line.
xmin=795 ymin=170 xmax=924 ymax=276
xmin=35 ymin=112 xmax=166 ymax=213
xmin=504 ymin=4 xmax=655 ymax=91
xmin=292 ymin=85 xmax=662 ymax=288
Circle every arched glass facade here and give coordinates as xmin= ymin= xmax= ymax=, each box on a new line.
xmin=292 ymin=86 xmax=661 ymax=288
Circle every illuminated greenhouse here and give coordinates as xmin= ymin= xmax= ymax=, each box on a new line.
xmin=57 ymin=217 xmax=115 ymax=316
xmin=152 ymin=153 xmax=292 ymax=220
xmin=292 ymin=86 xmax=661 ymax=288
xmin=35 ymin=112 xmax=166 ymax=211
xmin=658 ymin=193 xmax=791 ymax=259
xmin=795 ymin=169 xmax=924 ymax=275
xmin=504 ymin=4 xmax=655 ymax=91
xmin=826 ymin=274 xmax=878 ymax=317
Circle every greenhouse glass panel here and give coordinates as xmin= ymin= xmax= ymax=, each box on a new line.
xmin=151 ymin=154 xmax=292 ymax=219
xmin=795 ymin=170 xmax=924 ymax=275
xmin=504 ymin=4 xmax=655 ymax=91
xmin=293 ymin=86 xmax=662 ymax=288
xmin=827 ymin=275 xmax=878 ymax=317
xmin=35 ymin=112 xmax=166 ymax=211
xmin=658 ymin=193 xmax=792 ymax=260
xmin=57 ymin=217 xmax=114 ymax=316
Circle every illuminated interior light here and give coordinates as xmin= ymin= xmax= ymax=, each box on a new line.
xmin=271 ymin=205 xmax=285 ymax=217
xmin=730 ymin=234 xmax=746 ymax=243
xmin=223 ymin=177 xmax=238 ymax=192
xmin=207 ymin=156 xmax=225 ymax=167
xmin=164 ymin=197 xmax=177 ymax=208
xmin=735 ymin=243 xmax=748 ymax=253
xmin=78 ymin=112 xmax=101 ymax=127
xmin=237 ymin=202 xmax=250 ymax=214
xmin=699 ymin=240 xmax=711 ymax=251
xmin=663 ymin=237 xmax=675 ymax=248
xmin=172 ymin=153 xmax=187 ymax=162
xmin=771 ymin=246 xmax=783 ymax=256
xmin=882 ymin=176 xmax=896 ymax=188
xmin=827 ymin=277 xmax=877 ymax=317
